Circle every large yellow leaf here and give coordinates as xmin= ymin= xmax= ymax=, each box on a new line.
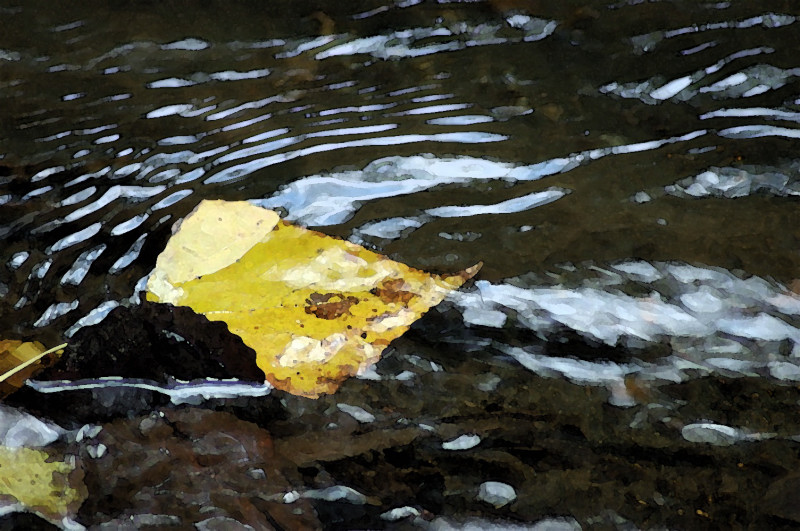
xmin=146 ymin=200 xmax=479 ymax=397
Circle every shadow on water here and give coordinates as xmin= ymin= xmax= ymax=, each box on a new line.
xmin=1 ymin=0 xmax=800 ymax=528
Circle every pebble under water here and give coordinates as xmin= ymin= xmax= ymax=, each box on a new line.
xmin=1 ymin=1 xmax=800 ymax=529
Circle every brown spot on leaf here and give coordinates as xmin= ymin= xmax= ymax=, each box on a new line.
xmin=304 ymin=292 xmax=360 ymax=319
xmin=371 ymin=278 xmax=416 ymax=304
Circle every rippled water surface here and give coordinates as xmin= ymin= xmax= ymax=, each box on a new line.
xmin=2 ymin=1 xmax=800 ymax=528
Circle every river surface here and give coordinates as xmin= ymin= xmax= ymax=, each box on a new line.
xmin=1 ymin=1 xmax=800 ymax=529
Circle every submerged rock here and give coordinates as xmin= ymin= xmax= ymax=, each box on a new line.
xmin=44 ymin=301 xmax=264 ymax=382
xmin=763 ymin=473 xmax=800 ymax=523
xmin=681 ymin=422 xmax=742 ymax=446
xmin=76 ymin=407 xmax=320 ymax=529
xmin=4 ymin=302 xmax=267 ymax=427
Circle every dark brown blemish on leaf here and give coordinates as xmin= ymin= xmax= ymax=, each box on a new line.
xmin=371 ymin=278 xmax=416 ymax=304
xmin=304 ymin=292 xmax=360 ymax=319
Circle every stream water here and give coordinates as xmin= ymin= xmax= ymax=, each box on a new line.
xmin=2 ymin=1 xmax=800 ymax=529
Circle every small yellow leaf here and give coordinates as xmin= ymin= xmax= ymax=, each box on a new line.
xmin=0 ymin=341 xmax=66 ymax=399
xmin=146 ymin=200 xmax=479 ymax=397
xmin=0 ymin=445 xmax=86 ymax=523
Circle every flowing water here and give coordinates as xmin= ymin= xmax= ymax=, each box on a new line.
xmin=2 ymin=1 xmax=800 ymax=529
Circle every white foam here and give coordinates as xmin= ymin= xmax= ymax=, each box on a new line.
xmin=94 ymin=134 xmax=119 ymax=144
xmin=504 ymin=346 xmax=636 ymax=385
xmin=28 ymin=377 xmax=272 ymax=405
xmin=254 ymin=155 xmax=570 ymax=226
xmin=33 ymin=300 xmax=79 ymax=327
xmin=316 ymin=31 xmax=454 ymax=60
xmin=700 ymin=107 xmax=800 ymax=121
xmin=240 ymin=127 xmax=288 ymax=144
xmin=64 ymin=185 xmax=165 ymax=223
xmin=394 ymin=103 xmax=472 ymax=116
xmin=314 ymin=18 xmax=555 ymax=61
xmin=743 ymin=84 xmax=771 ymax=97
xmin=31 ymin=259 xmax=52 ymax=279
xmin=719 ymin=125 xmax=800 ymax=140
xmin=49 ymin=222 xmax=102 ymax=252
xmin=704 ymin=72 xmax=747 ymax=92
xmin=60 ymin=186 xmax=96 ymax=206
xmin=110 ymin=233 xmax=147 ymax=273
xmin=681 ymin=423 xmax=741 ymax=446
xmin=31 ymin=166 xmax=66 ymax=182
xmin=612 ymin=261 xmax=662 ymax=282
xmin=477 ymin=481 xmax=517 ymax=508
xmin=768 ymin=361 xmax=800 ymax=381
xmin=161 ymin=38 xmax=209 ymax=51
xmin=8 ymin=252 xmax=29 ymax=269
xmin=337 ymin=403 xmax=376 ymax=423
xmin=356 ymin=217 xmax=423 ymax=239
xmin=307 ymin=124 xmax=398 ymax=138
xmin=706 ymin=357 xmax=758 ymax=375
xmin=277 ymin=35 xmax=338 ymax=59
xmin=603 ymin=52 xmax=789 ymax=104
xmin=679 ymin=287 xmax=725 ymax=313
xmin=151 ymin=189 xmax=192 ymax=210
xmin=301 ymin=485 xmax=367 ymax=504
xmin=425 ymin=189 xmax=567 ymax=218
xmin=110 ymin=213 xmax=149 ymax=236
xmin=158 ymin=135 xmax=199 ymax=146
xmin=463 ymin=308 xmax=507 ymax=328
xmin=113 ymin=163 xmax=142 ymax=178
xmin=147 ymin=78 xmax=196 ymax=88
xmin=65 ymin=301 xmax=120 ymax=338
xmin=210 ymin=68 xmax=270 ymax=81
xmin=60 ymin=245 xmax=106 ymax=285
xmin=427 ymin=115 xmax=494 ymax=125
xmin=716 ymin=313 xmax=800 ymax=342
xmin=146 ymin=104 xmax=196 ymax=119
xmin=208 ymin=133 xmax=506 ymax=186
xmin=206 ymin=94 xmax=293 ymax=121
xmin=650 ymin=75 xmax=693 ymax=100
xmin=430 ymin=516 xmax=580 ymax=531
xmin=175 ymin=168 xmax=207 ymax=186
xmin=381 ymin=506 xmax=421 ymax=521
xmin=461 ymin=281 xmax=709 ymax=345
xmin=451 ymin=261 xmax=800 ymax=391
xmin=442 ymin=434 xmax=481 ymax=450
xmin=22 ymin=186 xmax=53 ymax=199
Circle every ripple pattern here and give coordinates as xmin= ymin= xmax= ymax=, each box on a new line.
xmin=1 ymin=1 xmax=798 ymax=343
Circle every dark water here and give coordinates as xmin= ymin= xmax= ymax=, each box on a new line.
xmin=2 ymin=1 xmax=800 ymax=529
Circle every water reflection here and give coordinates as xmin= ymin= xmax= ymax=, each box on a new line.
xmin=451 ymin=259 xmax=800 ymax=400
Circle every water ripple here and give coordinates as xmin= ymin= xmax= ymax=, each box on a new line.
xmin=631 ymin=13 xmax=795 ymax=54
xmin=1 ymin=0 xmax=797 ymax=350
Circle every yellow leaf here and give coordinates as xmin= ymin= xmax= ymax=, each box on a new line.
xmin=0 ymin=341 xmax=66 ymax=399
xmin=0 ymin=445 xmax=86 ymax=523
xmin=146 ymin=200 xmax=480 ymax=397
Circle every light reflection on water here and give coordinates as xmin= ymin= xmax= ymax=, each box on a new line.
xmin=1 ymin=0 xmax=798 ymax=346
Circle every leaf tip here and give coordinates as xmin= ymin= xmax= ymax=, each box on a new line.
xmin=463 ymin=261 xmax=483 ymax=279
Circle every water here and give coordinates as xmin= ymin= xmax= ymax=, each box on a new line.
xmin=2 ymin=1 xmax=800 ymax=528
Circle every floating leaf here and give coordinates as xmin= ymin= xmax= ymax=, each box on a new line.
xmin=146 ymin=200 xmax=480 ymax=397
xmin=0 ymin=445 xmax=86 ymax=524
xmin=0 ymin=341 xmax=66 ymax=399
